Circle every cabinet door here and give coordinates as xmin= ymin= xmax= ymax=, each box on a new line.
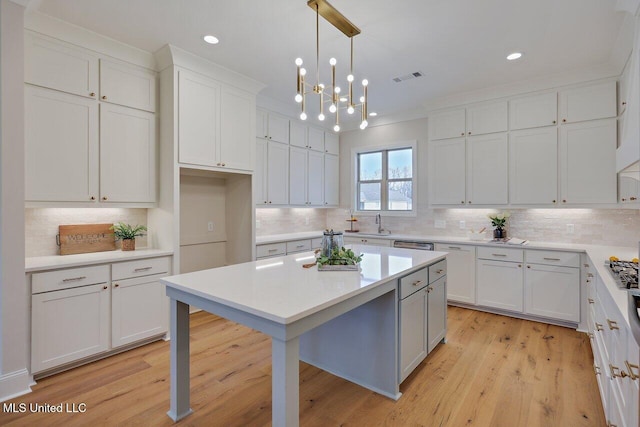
xmin=100 ymin=104 xmax=156 ymax=203
xmin=178 ymin=70 xmax=220 ymax=167
xmin=268 ymin=114 xmax=290 ymax=144
xmin=399 ymin=288 xmax=427 ymax=382
xmin=466 ymin=100 xmax=507 ymax=136
xmin=25 ymin=86 xmax=99 ymax=202
xmin=466 ymin=133 xmax=508 ymax=205
xmin=435 ymin=244 xmax=475 ymax=304
xmin=427 ymin=276 xmax=447 ymax=353
xmin=325 ymin=132 xmax=339 ymax=155
xmin=559 ymin=119 xmax=617 ymax=204
xmin=324 ymin=154 xmax=339 ymax=206
xmin=559 ymin=81 xmax=617 ymax=124
xmin=220 ymin=86 xmax=255 ymax=171
xmin=99 ymin=58 xmax=156 ymax=112
xmin=31 ymin=283 xmax=110 ymax=373
xmin=289 ymin=120 xmax=308 ymax=148
xmin=618 ymin=55 xmax=640 ymax=172
xmin=25 ymin=31 xmax=98 ymax=99
xmin=256 ymin=109 xmax=268 ymax=139
xmin=509 ymin=92 xmax=558 ymax=130
xmin=428 ymin=108 xmax=466 ymax=140
xmin=308 ymin=127 xmax=325 ymax=152
xmin=429 ymin=138 xmax=466 ymax=205
xmin=255 ymin=139 xmax=267 ymax=205
xmin=307 ymin=150 xmax=324 ymax=205
xmin=509 ymin=127 xmax=558 ymax=205
xmin=267 ymin=141 xmax=290 ymax=205
xmin=619 ymin=171 xmax=640 ymax=204
xmin=477 ymin=260 xmax=524 ymax=312
xmin=289 ymin=146 xmax=307 ymax=205
xmin=112 ymin=275 xmax=168 ymax=347
xmin=524 ymin=264 xmax=580 ymax=322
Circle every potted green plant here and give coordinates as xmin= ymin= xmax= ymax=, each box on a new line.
xmin=487 ymin=211 xmax=510 ymax=240
xmin=110 ymin=222 xmax=147 ymax=251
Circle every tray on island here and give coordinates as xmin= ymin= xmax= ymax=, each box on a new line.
xmin=318 ymin=264 xmax=360 ymax=272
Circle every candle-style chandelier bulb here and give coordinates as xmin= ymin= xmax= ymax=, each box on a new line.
xmin=334 ymin=124 xmax=340 ymax=132
xmin=295 ymin=58 xmax=303 ymax=66
xmin=300 ymin=112 xmax=307 ymax=120
xmin=329 ymin=57 xmax=337 ymax=66
xmin=295 ymin=94 xmax=303 ymax=103
xmin=318 ymin=113 xmax=325 ymax=121
xmin=347 ymin=105 xmax=355 ymax=114
xmin=329 ymin=104 xmax=337 ymax=113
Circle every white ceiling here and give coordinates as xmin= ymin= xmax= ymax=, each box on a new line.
xmin=31 ymin=0 xmax=631 ymax=128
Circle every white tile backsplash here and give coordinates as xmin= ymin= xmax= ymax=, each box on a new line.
xmin=26 ymin=208 xmax=148 ymax=257
xmin=255 ymin=208 xmax=327 ymax=236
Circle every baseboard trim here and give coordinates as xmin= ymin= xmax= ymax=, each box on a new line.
xmin=0 ymin=368 xmax=32 ymax=402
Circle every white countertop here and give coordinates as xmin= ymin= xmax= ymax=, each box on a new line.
xmin=162 ymin=245 xmax=446 ymax=325
xmin=25 ymin=248 xmax=174 ymax=272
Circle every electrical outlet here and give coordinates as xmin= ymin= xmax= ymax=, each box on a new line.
xmin=207 ymin=221 xmax=214 ymax=232
xmin=305 ymin=217 xmax=309 ymax=225
xmin=566 ymin=224 xmax=574 ymax=234
xmin=459 ymin=220 xmax=466 ymax=229
xmin=434 ymin=220 xmax=446 ymax=229
xmin=256 ymin=220 xmax=261 ymax=229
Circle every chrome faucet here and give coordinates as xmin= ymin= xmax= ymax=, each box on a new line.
xmin=376 ymin=213 xmax=383 ymax=233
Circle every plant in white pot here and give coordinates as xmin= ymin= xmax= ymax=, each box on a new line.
xmin=110 ymin=222 xmax=147 ymax=251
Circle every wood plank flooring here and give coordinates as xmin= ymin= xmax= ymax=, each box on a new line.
xmin=0 ymin=306 xmax=605 ymax=426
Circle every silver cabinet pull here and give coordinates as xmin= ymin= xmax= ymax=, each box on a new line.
xmin=134 ymin=267 xmax=153 ymax=272
xmin=543 ymin=257 xmax=561 ymax=261
xmin=268 ymin=249 xmax=278 ymax=253
xmin=447 ymin=246 xmax=461 ymax=250
xmin=491 ymin=253 xmax=507 ymax=257
xmin=296 ymin=244 xmax=305 ymax=248
xmin=62 ymin=276 xmax=87 ymax=282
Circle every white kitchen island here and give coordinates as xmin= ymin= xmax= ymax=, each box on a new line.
xmin=162 ymin=244 xmax=447 ymax=426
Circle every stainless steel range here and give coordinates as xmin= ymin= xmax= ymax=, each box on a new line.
xmin=608 ymin=259 xmax=639 ymax=290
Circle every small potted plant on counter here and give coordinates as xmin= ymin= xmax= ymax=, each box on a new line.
xmin=110 ymin=222 xmax=147 ymax=251
xmin=487 ymin=211 xmax=510 ymax=240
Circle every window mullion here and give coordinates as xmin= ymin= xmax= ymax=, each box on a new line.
xmin=381 ymin=150 xmax=388 ymax=211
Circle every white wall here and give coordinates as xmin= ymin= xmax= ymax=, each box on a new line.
xmin=0 ymin=0 xmax=30 ymax=401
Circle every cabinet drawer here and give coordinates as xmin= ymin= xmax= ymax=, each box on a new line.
xmin=256 ymin=242 xmax=287 ymax=258
xmin=477 ymin=247 xmax=523 ymax=262
xmin=112 ymin=257 xmax=171 ymax=281
xmin=429 ymin=260 xmax=447 ymax=283
xmin=32 ymin=265 xmax=109 ymax=294
xmin=399 ymin=268 xmax=428 ymax=299
xmin=525 ymin=250 xmax=580 ymax=268
xmin=286 ymin=239 xmax=312 ymax=254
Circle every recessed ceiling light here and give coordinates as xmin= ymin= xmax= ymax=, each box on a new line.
xmin=204 ymin=35 xmax=219 ymax=45
xmin=369 ymin=112 xmax=378 ymax=117
xmin=507 ymin=52 xmax=522 ymax=61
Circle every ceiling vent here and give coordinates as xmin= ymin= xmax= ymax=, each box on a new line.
xmin=392 ymin=71 xmax=424 ymax=83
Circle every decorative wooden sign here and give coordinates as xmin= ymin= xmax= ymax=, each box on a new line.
xmin=58 ymin=224 xmax=116 ymax=255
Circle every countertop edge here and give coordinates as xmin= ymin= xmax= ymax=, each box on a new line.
xmin=26 ymin=249 xmax=174 ymax=272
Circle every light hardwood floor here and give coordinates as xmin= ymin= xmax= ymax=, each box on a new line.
xmin=1 ymin=306 xmax=605 ymax=426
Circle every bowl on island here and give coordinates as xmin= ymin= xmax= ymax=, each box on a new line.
xmin=468 ymin=230 xmax=487 ymax=241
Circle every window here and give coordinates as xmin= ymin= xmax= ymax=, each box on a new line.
xmin=357 ymin=146 xmax=414 ymax=212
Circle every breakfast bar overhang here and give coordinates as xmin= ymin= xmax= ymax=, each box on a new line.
xmin=161 ymin=245 xmax=447 ymax=426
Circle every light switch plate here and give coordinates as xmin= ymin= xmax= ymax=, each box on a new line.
xmin=459 ymin=220 xmax=466 ymax=229
xmin=566 ymin=224 xmax=574 ymax=234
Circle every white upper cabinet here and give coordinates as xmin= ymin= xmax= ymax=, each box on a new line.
xmin=307 ymin=127 xmax=325 ymax=152
xmin=324 ymin=154 xmax=339 ymax=206
xmin=289 ymin=121 xmax=308 ymax=148
xmin=466 ymin=133 xmax=508 ymax=205
xmin=99 ymin=58 xmax=156 ymax=112
xmin=429 ymin=138 xmax=466 ymax=205
xmin=254 ymin=138 xmax=267 ymax=204
xmin=25 ymin=31 xmax=99 ymax=99
xmin=220 ymin=86 xmax=255 ymax=171
xmin=428 ymin=108 xmax=466 ymax=140
xmin=257 ymin=109 xmax=289 ymax=144
xmin=26 ymin=86 xmax=99 ymax=202
xmin=178 ymin=70 xmax=220 ymax=167
xmin=307 ymin=151 xmax=324 ymax=205
xmin=558 ymin=81 xmax=617 ymax=124
xmin=509 ymin=127 xmax=558 ymax=205
xmin=267 ymin=141 xmax=290 ymax=205
xmin=289 ymin=146 xmax=307 ymax=206
xmin=100 ymin=104 xmax=156 ymax=203
xmin=559 ymin=119 xmax=617 ymax=204
xmin=466 ymin=101 xmax=508 ymax=136
xmin=509 ymin=92 xmax=558 ymax=130
xmin=324 ymin=132 xmax=339 ymax=155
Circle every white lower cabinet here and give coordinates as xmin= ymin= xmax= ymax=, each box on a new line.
xmin=476 ymin=248 xmax=524 ymax=313
xmin=399 ymin=260 xmax=447 ymax=382
xmin=344 ymin=236 xmax=392 ymax=247
xmin=30 ymin=257 xmax=170 ymax=375
xmin=524 ymin=263 xmax=580 ymax=322
xmin=435 ymin=243 xmax=475 ymax=304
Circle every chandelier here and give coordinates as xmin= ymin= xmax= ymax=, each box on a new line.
xmin=295 ymin=0 xmax=369 ymax=132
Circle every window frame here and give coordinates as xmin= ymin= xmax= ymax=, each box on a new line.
xmin=351 ymin=140 xmax=418 ymax=216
